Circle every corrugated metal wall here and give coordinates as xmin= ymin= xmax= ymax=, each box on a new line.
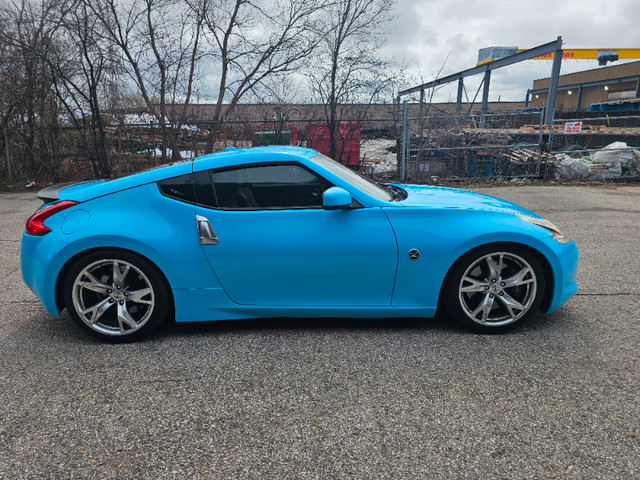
xmin=540 ymin=81 xmax=638 ymax=111
xmin=533 ymin=61 xmax=640 ymax=89
xmin=530 ymin=61 xmax=640 ymax=110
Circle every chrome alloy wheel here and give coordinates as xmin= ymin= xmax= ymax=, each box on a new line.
xmin=458 ymin=252 xmax=537 ymax=327
xmin=71 ymin=259 xmax=155 ymax=336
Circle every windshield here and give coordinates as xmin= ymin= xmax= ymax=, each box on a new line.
xmin=310 ymin=154 xmax=395 ymax=202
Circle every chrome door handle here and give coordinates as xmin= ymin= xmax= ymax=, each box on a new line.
xmin=196 ymin=215 xmax=219 ymax=245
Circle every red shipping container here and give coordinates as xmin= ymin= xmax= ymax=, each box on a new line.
xmin=307 ymin=123 xmax=361 ymax=166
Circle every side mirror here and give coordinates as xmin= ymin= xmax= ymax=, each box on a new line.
xmin=322 ymin=187 xmax=352 ymax=210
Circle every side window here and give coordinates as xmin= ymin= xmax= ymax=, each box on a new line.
xmin=157 ymin=174 xmax=195 ymax=203
xmin=209 ymin=163 xmax=331 ymax=209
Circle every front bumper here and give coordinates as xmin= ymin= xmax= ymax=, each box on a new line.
xmin=542 ymin=237 xmax=579 ymax=314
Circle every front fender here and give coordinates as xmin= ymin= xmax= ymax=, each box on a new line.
xmin=384 ymin=208 xmax=574 ymax=308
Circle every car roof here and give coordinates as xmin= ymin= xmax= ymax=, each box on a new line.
xmin=59 ymin=146 xmax=320 ymax=203
xmin=192 ymin=146 xmax=318 ymax=171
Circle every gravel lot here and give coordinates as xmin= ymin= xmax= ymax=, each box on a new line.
xmin=1 ymin=185 xmax=638 ymax=479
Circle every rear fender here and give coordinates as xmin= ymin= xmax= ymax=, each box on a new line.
xmin=60 ymin=183 xmax=224 ymax=291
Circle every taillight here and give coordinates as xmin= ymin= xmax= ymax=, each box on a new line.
xmin=25 ymin=201 xmax=79 ymax=236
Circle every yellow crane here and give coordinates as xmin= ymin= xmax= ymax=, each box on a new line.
xmin=477 ymin=48 xmax=640 ymax=66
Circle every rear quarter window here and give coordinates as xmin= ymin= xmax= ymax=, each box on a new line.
xmin=157 ymin=174 xmax=196 ymax=203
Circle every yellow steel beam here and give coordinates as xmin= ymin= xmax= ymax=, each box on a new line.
xmin=476 ymin=57 xmax=495 ymax=66
xmin=522 ymin=48 xmax=640 ymax=60
xmin=476 ymin=49 xmax=640 ymax=66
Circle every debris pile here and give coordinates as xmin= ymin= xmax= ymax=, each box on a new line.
xmin=360 ymin=139 xmax=397 ymax=173
xmin=552 ymin=142 xmax=640 ymax=180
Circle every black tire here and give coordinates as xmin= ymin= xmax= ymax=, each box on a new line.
xmin=442 ymin=243 xmax=546 ymax=333
xmin=63 ymin=249 xmax=171 ymax=342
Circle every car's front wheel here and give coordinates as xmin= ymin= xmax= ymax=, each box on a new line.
xmin=444 ymin=244 xmax=546 ymax=333
xmin=64 ymin=250 xmax=170 ymax=342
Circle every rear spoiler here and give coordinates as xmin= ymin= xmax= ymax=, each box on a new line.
xmin=37 ymin=181 xmax=93 ymax=204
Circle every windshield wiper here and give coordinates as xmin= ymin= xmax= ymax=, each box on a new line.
xmin=379 ymin=183 xmax=407 ymax=201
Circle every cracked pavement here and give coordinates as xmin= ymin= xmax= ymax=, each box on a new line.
xmin=0 ymin=186 xmax=638 ymax=479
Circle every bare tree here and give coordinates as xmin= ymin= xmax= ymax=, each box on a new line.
xmin=0 ymin=0 xmax=71 ymax=182
xmin=88 ymin=0 xmax=205 ymax=162
xmin=47 ymin=0 xmax=117 ymax=178
xmin=0 ymin=9 xmax=20 ymax=182
xmin=189 ymin=0 xmax=323 ymax=151
xmin=308 ymin=0 xmax=397 ymax=162
xmin=0 ymin=0 xmax=403 ymax=184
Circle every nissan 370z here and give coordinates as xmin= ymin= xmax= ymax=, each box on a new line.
xmin=21 ymin=146 xmax=578 ymax=342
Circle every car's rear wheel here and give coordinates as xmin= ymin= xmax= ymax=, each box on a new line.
xmin=444 ymin=244 xmax=546 ymax=333
xmin=64 ymin=250 xmax=170 ymax=342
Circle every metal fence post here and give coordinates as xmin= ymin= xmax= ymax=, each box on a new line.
xmin=456 ymin=79 xmax=464 ymax=129
xmin=480 ymin=70 xmax=491 ymax=128
xmin=401 ymin=101 xmax=408 ymax=181
xmin=418 ymin=88 xmax=425 ymax=134
xmin=547 ymin=101 xmax=556 ymax=158
xmin=537 ymin=107 xmax=546 ymax=179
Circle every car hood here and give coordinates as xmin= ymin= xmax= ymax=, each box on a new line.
xmin=395 ymin=184 xmax=540 ymax=218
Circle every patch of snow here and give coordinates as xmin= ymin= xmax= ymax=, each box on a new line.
xmin=360 ymin=139 xmax=397 ymax=173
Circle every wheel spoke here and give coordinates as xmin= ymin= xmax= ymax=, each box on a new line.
xmin=112 ymin=261 xmax=130 ymax=287
xmin=471 ymin=293 xmax=495 ymax=323
xmin=460 ymin=276 xmax=489 ymax=293
xmin=127 ymin=288 xmax=153 ymax=305
xmin=116 ymin=302 xmax=138 ymax=332
xmin=81 ymin=297 xmax=113 ymax=324
xmin=486 ymin=254 xmax=503 ymax=280
xmin=502 ymin=266 xmax=534 ymax=288
xmin=78 ymin=271 xmax=111 ymax=294
xmin=496 ymin=292 xmax=526 ymax=319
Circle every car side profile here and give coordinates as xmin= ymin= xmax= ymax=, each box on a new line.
xmin=21 ymin=146 xmax=578 ymax=341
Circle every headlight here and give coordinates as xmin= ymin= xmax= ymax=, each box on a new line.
xmin=516 ymin=214 xmax=571 ymax=244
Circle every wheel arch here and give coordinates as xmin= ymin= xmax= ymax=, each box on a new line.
xmin=55 ymin=246 xmax=175 ymax=316
xmin=436 ymin=241 xmax=554 ymax=316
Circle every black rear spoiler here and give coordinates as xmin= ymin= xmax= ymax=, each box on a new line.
xmin=37 ymin=181 xmax=93 ymax=204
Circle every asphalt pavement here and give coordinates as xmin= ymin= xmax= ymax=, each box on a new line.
xmin=0 ymin=185 xmax=638 ymax=479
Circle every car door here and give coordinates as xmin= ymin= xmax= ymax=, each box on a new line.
xmin=193 ymin=162 xmax=398 ymax=307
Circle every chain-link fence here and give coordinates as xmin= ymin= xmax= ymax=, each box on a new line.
xmin=5 ymin=107 xmax=639 ymax=186
xmin=547 ymin=115 xmax=640 ymax=180
xmin=0 ymin=117 xmax=401 ymax=186
xmin=399 ymin=107 xmax=547 ymax=181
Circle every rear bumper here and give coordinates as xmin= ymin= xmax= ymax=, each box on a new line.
xmin=21 ymin=232 xmax=79 ymax=316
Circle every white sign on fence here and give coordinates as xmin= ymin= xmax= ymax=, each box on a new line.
xmin=564 ymin=121 xmax=583 ymax=134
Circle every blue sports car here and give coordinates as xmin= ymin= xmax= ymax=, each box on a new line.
xmin=21 ymin=146 xmax=578 ymax=341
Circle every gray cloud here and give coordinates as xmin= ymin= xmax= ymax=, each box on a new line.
xmin=387 ymin=0 xmax=640 ymax=100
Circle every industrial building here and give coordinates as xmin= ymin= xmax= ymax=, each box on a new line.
xmin=526 ymin=61 xmax=640 ymax=113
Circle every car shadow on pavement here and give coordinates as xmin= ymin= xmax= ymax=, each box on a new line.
xmin=37 ymin=308 xmax=569 ymax=344
xmin=146 ymin=307 xmax=573 ymax=343
xmin=151 ymin=313 xmax=460 ymax=340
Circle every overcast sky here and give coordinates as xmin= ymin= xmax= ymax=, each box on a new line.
xmin=385 ymin=0 xmax=640 ymax=103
